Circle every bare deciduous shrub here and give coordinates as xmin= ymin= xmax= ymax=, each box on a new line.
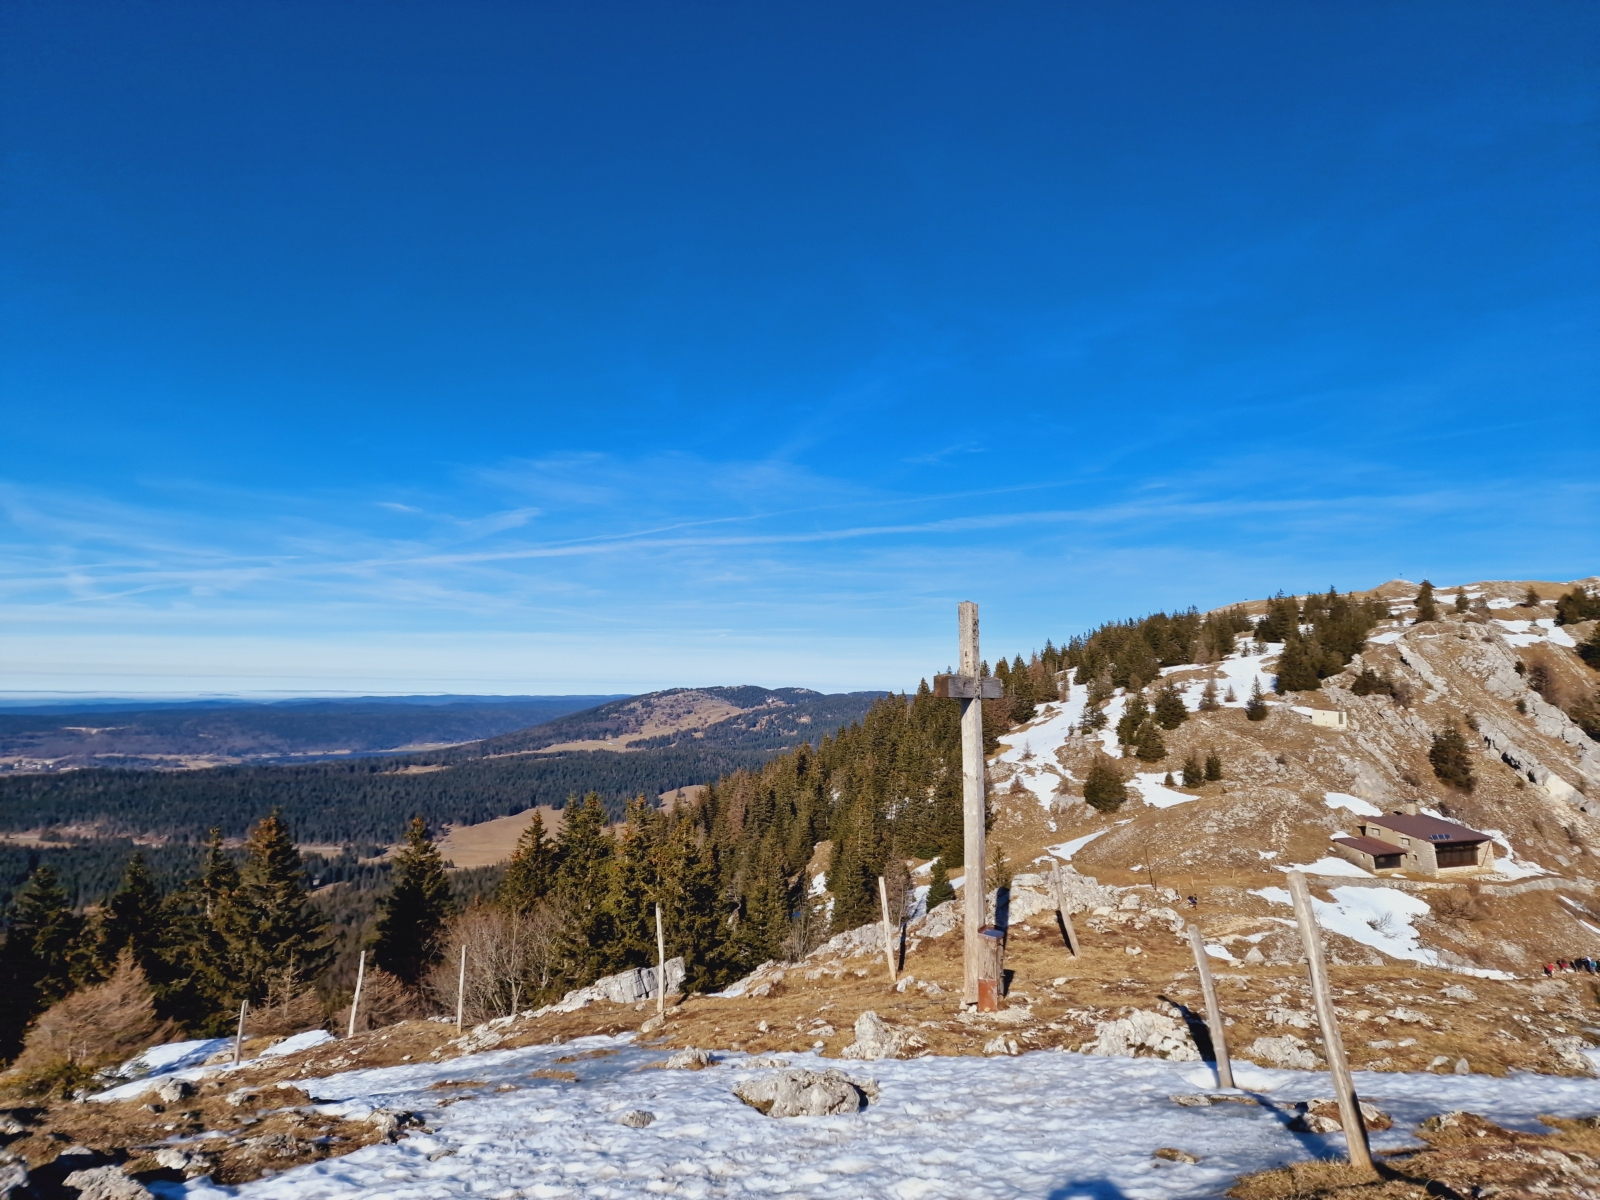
xmin=426 ymin=902 xmax=562 ymax=1023
xmin=7 ymin=956 xmax=171 ymax=1095
xmin=350 ymin=967 xmax=423 ymax=1032
xmin=1433 ymin=883 xmax=1490 ymax=923
xmin=245 ymin=965 xmax=327 ymax=1037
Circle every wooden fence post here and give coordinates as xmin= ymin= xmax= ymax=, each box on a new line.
xmin=346 ymin=949 xmax=367 ymax=1039
xmin=1186 ymin=925 xmax=1233 ymax=1089
xmin=877 ymin=876 xmax=898 ymax=983
xmin=1050 ymin=864 xmax=1081 ymax=955
xmin=1286 ymin=871 xmax=1373 ymax=1172
xmin=455 ymin=943 xmax=468 ymax=1034
xmin=232 ymin=999 xmax=248 ymax=1066
xmin=655 ymin=903 xmax=667 ymax=1017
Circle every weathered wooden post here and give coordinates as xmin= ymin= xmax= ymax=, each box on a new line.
xmin=455 ymin=943 xmax=468 ymax=1034
xmin=877 ymin=876 xmax=898 ymax=983
xmin=975 ymin=927 xmax=1006 ymax=1012
xmin=346 ymin=949 xmax=367 ymax=1039
xmin=1050 ymin=863 xmax=1081 ymax=956
xmin=232 ymin=999 xmax=248 ymax=1066
xmin=933 ymin=601 xmax=1003 ymax=1005
xmin=1186 ymin=925 xmax=1233 ymax=1089
xmin=1286 ymin=871 xmax=1373 ymax=1172
xmin=655 ymin=903 xmax=667 ymax=1017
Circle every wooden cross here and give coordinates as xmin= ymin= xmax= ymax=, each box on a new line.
xmin=933 ymin=601 xmax=1003 ymax=1004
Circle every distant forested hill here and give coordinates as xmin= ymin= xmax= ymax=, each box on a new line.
xmin=0 ymin=694 xmax=627 ymax=770
xmin=0 ymin=687 xmax=886 ymax=844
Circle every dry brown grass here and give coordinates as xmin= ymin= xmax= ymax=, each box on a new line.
xmin=1229 ymin=1111 xmax=1600 ymax=1198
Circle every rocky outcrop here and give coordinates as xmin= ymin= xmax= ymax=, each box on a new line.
xmin=1084 ymin=1009 xmax=1199 ymax=1061
xmin=733 ymin=1069 xmax=877 ymax=1117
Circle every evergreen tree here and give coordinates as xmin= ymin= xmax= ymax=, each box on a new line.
xmin=1083 ymin=759 xmax=1127 ymax=813
xmin=232 ymin=811 xmax=331 ymax=1002
xmin=1350 ymin=668 xmax=1395 ymax=697
xmin=1116 ymin=694 xmax=1150 ymax=746
xmin=1581 ymin=625 xmax=1600 ymax=670
xmin=149 ymin=830 xmax=244 ymax=1033
xmin=730 ymin=832 xmax=792 ymax=972
xmin=1198 ymin=678 xmax=1220 ymax=712
xmin=97 ymin=852 xmax=163 ymax=975
xmin=925 ymin=858 xmax=955 ymax=909
xmin=499 ymin=815 xmax=557 ymax=915
xmin=1274 ymin=634 xmax=1326 ymax=692
xmin=826 ymin=796 xmax=878 ymax=934
xmin=607 ymin=796 xmax=666 ymax=970
xmin=1181 ymin=754 xmax=1203 ymax=788
xmin=1254 ymin=593 xmax=1300 ymax=643
xmin=1429 ymin=725 xmax=1475 ymax=792
xmin=1414 ymin=580 xmax=1438 ymax=624
xmin=1555 ymin=587 xmax=1600 ymax=626
xmin=549 ymin=794 xmax=617 ymax=986
xmin=1204 ymin=751 xmax=1223 ymax=782
xmin=1453 ymin=591 xmax=1471 ymax=614
xmin=1521 ymin=587 xmax=1541 ymax=608
xmin=1133 ymin=719 xmax=1167 ymax=761
xmin=1153 ymin=682 xmax=1187 ymax=729
xmin=656 ymin=815 xmax=724 ymax=992
xmin=373 ymin=817 xmax=452 ymax=987
xmin=1245 ymin=678 xmax=1269 ymax=721
xmin=0 ymin=865 xmax=94 ymax=1058
xmin=1008 ymin=655 xmax=1037 ymax=723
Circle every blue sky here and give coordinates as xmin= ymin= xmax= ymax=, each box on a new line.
xmin=1 ymin=2 xmax=1596 ymax=696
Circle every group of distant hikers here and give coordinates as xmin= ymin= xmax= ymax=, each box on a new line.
xmin=1545 ymin=958 xmax=1599 ymax=976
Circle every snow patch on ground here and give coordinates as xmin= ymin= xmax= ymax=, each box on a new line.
xmin=1368 ymin=629 xmax=1404 ymax=644
xmin=1494 ymin=618 xmax=1577 ymax=649
xmin=1253 ymin=883 xmax=1434 ymax=963
xmin=113 ymin=1037 xmax=230 ymax=1080
xmin=161 ymin=1036 xmax=1600 ymax=1200
xmin=1047 ymin=828 xmax=1112 ymax=861
xmin=1277 ymin=857 xmax=1373 ymax=878
xmin=1480 ymin=830 xmax=1551 ymax=880
xmin=1129 ymin=772 xmax=1195 ymax=809
xmin=1324 ymin=792 xmax=1383 ymax=818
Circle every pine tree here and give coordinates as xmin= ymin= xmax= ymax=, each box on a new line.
xmin=1245 ymin=678 xmax=1269 ymax=721
xmin=1198 ymin=678 xmax=1220 ymax=711
xmin=373 ymin=817 xmax=453 ymax=988
xmin=608 ymin=796 xmax=666 ymax=970
xmin=1521 ymin=587 xmax=1541 ymax=608
xmin=1133 ymin=719 xmax=1166 ymax=761
xmin=1153 ymin=682 xmax=1187 ymax=729
xmin=1429 ymin=725 xmax=1475 ymax=792
xmin=148 ymin=831 xmax=244 ymax=1033
xmin=0 ymin=865 xmax=95 ymax=1058
xmin=1116 ymin=694 xmax=1150 ymax=746
xmin=1414 ymin=580 xmax=1438 ymax=624
xmin=1181 ymin=754 xmax=1203 ymax=788
xmin=98 ymin=852 xmax=163 ymax=975
xmin=1581 ymin=625 xmax=1600 ymax=670
xmin=656 ymin=816 xmax=724 ymax=992
xmin=1453 ymin=591 xmax=1471 ymax=614
xmin=925 ymin=859 xmax=955 ymax=909
xmin=499 ymin=815 xmax=557 ymax=915
xmin=550 ymin=794 xmax=618 ymax=986
xmin=1083 ymin=759 xmax=1127 ymax=813
xmin=1274 ymin=634 xmax=1326 ymax=692
xmin=1204 ymin=751 xmax=1223 ymax=781
xmin=731 ymin=833 xmax=792 ymax=972
xmin=826 ymin=797 xmax=878 ymax=934
xmin=232 ymin=811 xmax=331 ymax=1003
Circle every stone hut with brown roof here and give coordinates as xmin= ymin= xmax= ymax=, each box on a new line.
xmin=1331 ymin=803 xmax=1494 ymax=875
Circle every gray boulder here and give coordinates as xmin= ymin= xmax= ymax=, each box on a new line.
xmin=734 ymin=1069 xmax=876 ymax=1118
xmin=62 ymin=1166 xmax=153 ymax=1200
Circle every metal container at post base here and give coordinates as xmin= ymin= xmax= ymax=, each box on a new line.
xmin=976 ymin=926 xmax=1006 ymax=1012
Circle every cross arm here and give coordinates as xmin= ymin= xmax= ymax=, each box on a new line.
xmin=932 ymin=674 xmax=1005 ymax=700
